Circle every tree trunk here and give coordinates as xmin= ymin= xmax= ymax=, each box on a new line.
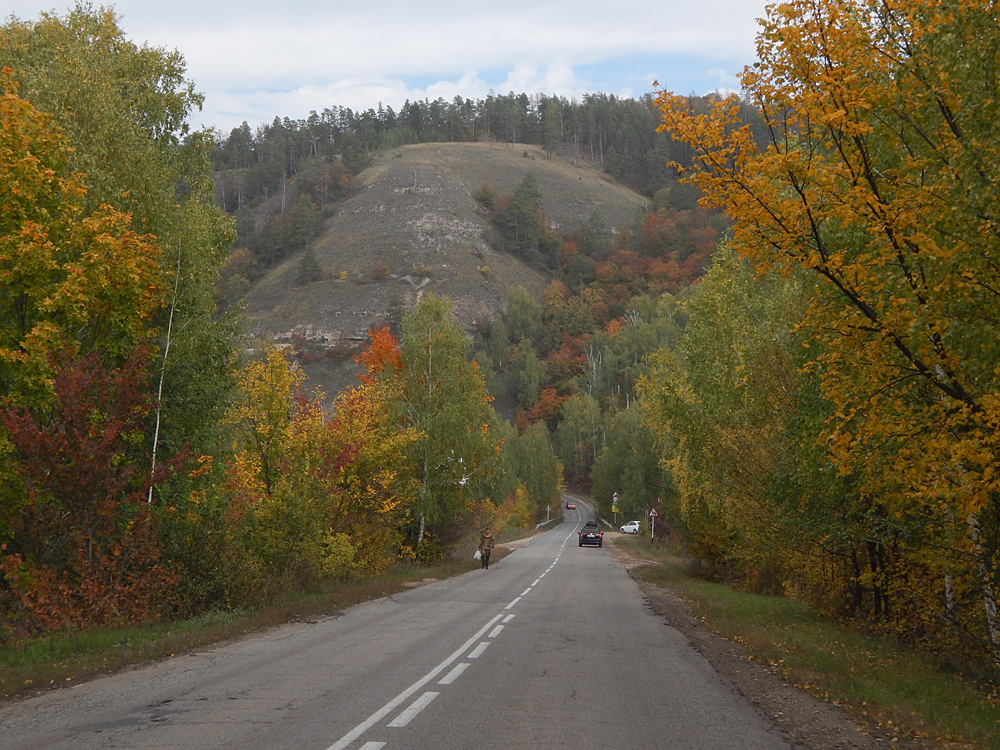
xmin=147 ymin=241 xmax=182 ymax=503
xmin=969 ymin=513 xmax=1000 ymax=677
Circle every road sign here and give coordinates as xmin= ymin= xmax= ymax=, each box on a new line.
xmin=648 ymin=508 xmax=658 ymax=518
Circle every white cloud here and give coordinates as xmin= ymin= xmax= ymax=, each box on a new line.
xmin=6 ymin=0 xmax=768 ymax=131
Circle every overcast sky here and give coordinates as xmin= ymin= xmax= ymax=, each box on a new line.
xmin=7 ymin=1 xmax=769 ymax=134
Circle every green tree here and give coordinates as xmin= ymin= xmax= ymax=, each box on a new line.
xmin=512 ymin=421 xmax=562 ymax=513
xmin=498 ymin=173 xmax=545 ymax=263
xmin=297 ymin=248 xmax=323 ymax=285
xmin=554 ymin=393 xmax=601 ymax=486
xmin=541 ymin=98 xmax=562 ymax=158
xmin=397 ymin=294 xmax=503 ymax=554
xmin=487 ymin=316 xmax=511 ymax=371
xmin=503 ymin=285 xmax=543 ymax=344
xmin=591 ymin=405 xmax=665 ymax=522
xmin=639 ymin=248 xmax=803 ymax=587
xmin=512 ymin=338 xmax=543 ymax=409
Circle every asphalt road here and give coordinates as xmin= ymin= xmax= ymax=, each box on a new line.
xmin=0 ymin=505 xmax=791 ymax=749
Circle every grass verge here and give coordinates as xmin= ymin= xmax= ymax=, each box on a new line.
xmin=616 ymin=536 xmax=1000 ymax=750
xmin=0 ymin=551 xmax=507 ymax=702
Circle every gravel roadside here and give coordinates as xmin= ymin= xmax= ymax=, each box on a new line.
xmin=605 ymin=538 xmax=936 ymax=750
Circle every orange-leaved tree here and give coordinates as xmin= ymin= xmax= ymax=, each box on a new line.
xmin=653 ymin=0 xmax=1000 ymax=673
xmin=1 ymin=344 xmax=179 ymax=633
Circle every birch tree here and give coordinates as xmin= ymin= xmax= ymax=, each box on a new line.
xmin=397 ymin=294 xmax=503 ymax=555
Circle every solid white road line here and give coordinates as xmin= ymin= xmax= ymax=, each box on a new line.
xmin=387 ymin=691 xmax=439 ymax=728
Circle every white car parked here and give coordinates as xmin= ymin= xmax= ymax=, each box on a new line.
xmin=620 ymin=520 xmax=641 ymax=534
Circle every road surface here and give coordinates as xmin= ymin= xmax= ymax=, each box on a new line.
xmin=0 ymin=505 xmax=791 ymax=749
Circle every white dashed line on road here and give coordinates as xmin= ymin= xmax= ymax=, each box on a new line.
xmin=438 ymin=663 xmax=470 ymax=685
xmin=324 ymin=614 xmax=503 ymax=750
xmin=387 ymin=691 xmax=439 ymax=728
xmin=468 ymin=642 xmax=490 ymax=658
xmin=326 ymin=536 xmax=572 ymax=749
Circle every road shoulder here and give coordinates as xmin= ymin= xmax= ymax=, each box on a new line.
xmin=606 ymin=538 xmax=933 ymax=750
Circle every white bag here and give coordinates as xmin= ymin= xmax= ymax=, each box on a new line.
xmin=474 ymin=550 xmax=482 ymax=562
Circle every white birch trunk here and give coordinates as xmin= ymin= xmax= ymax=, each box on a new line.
xmin=147 ymin=242 xmax=182 ymax=503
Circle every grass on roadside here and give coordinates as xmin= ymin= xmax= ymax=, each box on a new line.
xmin=616 ymin=536 xmax=1000 ymax=750
xmin=0 ymin=552 xmax=502 ymax=702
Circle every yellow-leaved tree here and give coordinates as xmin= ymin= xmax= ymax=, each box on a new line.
xmin=0 ymin=68 xmax=163 ymax=404
xmin=221 ymin=342 xmax=416 ymax=600
xmin=654 ymin=0 xmax=1000 ymax=674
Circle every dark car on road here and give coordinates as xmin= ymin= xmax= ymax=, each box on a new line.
xmin=579 ymin=521 xmax=603 ymax=547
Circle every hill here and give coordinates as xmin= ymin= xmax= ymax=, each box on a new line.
xmin=244 ymin=142 xmax=650 ymax=397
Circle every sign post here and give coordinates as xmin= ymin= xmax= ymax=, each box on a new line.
xmin=648 ymin=507 xmax=658 ymax=542
xmin=612 ymin=492 xmax=619 ymax=525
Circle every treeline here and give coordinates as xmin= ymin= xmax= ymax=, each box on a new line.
xmin=613 ymin=0 xmax=998 ymax=680
xmin=212 ymin=90 xmax=710 ymax=202
xmin=209 ymin=88 xmax=743 ymax=305
xmin=0 ymin=7 xmax=560 ymax=639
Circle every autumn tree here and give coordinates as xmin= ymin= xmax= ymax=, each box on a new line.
xmin=654 ymin=0 xmax=1000 ymax=673
xmin=317 ymin=372 xmax=418 ymax=575
xmin=224 ymin=345 xmax=308 ymax=500
xmin=0 ymin=69 xmax=164 ymax=400
xmin=0 ymin=70 xmax=170 ymax=580
xmin=1 ymin=6 xmax=239 ymax=462
xmin=218 ymin=341 xmax=416 ymax=597
xmin=1 ymin=344 xmax=178 ymax=633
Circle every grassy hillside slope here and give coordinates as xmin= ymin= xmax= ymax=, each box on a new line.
xmin=245 ymin=142 xmax=650 ymax=396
